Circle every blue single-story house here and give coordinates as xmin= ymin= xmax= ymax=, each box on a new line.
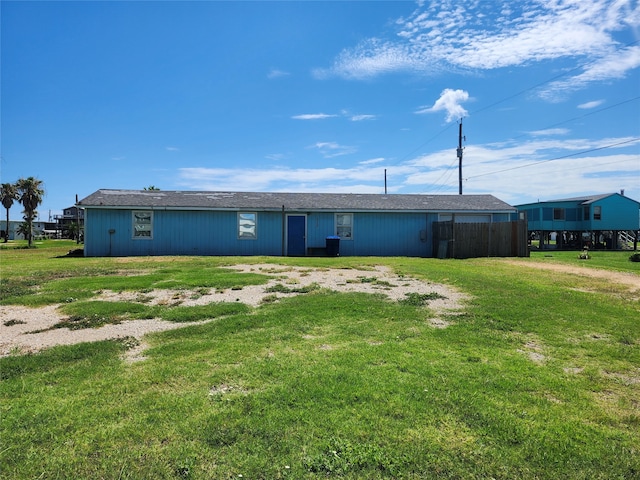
xmin=77 ymin=189 xmax=518 ymax=257
xmin=516 ymin=193 xmax=640 ymax=249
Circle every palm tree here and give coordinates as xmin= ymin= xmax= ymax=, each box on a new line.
xmin=16 ymin=222 xmax=31 ymax=242
xmin=67 ymin=221 xmax=80 ymax=241
xmin=16 ymin=177 xmax=44 ymax=248
xmin=1 ymin=182 xmax=18 ymax=242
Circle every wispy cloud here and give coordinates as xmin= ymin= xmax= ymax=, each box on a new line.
xmin=165 ymin=146 xmax=180 ymax=152
xmin=527 ymin=128 xmax=570 ymax=136
xmin=313 ymin=40 xmax=418 ymax=80
xmin=292 ymin=111 xmax=377 ymax=121
xmin=359 ymin=157 xmax=385 ymax=165
xmin=578 ymin=99 xmax=605 ymax=109
xmin=540 ymin=46 xmax=640 ymax=100
xmin=416 ymin=89 xmax=469 ymax=122
xmin=350 ymin=114 xmax=377 ymax=121
xmin=265 ymin=153 xmax=287 ymax=162
xmin=178 ymin=163 xmax=407 ymax=194
xmin=317 ymin=1 xmax=640 ymax=97
xmin=310 ymin=141 xmax=357 ymax=158
xmin=292 ymin=113 xmax=338 ymax=120
xmin=177 ymin=136 xmax=639 ymax=204
xmin=404 ymin=136 xmax=640 ymax=202
xmin=267 ymin=68 xmax=290 ymax=79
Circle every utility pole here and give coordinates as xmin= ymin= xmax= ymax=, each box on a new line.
xmin=457 ymin=119 xmax=464 ymax=195
xmin=384 ymin=169 xmax=387 ymax=194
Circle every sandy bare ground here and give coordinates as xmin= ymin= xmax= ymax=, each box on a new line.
xmin=499 ymin=259 xmax=640 ymax=292
xmin=0 ymin=265 xmax=469 ymax=357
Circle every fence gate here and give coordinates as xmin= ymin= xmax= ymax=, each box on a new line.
xmin=433 ymin=219 xmax=529 ymax=259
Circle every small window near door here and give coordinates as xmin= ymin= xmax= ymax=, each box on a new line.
xmin=336 ymin=213 xmax=353 ymax=239
xmin=593 ymin=206 xmax=602 ymax=220
xmin=238 ymin=212 xmax=257 ymax=239
xmin=132 ymin=211 xmax=153 ymax=239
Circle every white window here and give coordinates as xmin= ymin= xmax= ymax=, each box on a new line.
xmin=132 ymin=211 xmax=153 ymax=239
xmin=238 ymin=212 xmax=257 ymax=239
xmin=335 ymin=213 xmax=353 ymax=239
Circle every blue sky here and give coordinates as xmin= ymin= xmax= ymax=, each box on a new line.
xmin=2 ymin=0 xmax=639 ymax=220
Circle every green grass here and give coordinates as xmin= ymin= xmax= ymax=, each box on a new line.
xmin=1 ymin=243 xmax=639 ymax=479
xmin=528 ymin=249 xmax=640 ymax=273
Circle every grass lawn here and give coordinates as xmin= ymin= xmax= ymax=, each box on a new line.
xmin=1 ymin=242 xmax=639 ymax=479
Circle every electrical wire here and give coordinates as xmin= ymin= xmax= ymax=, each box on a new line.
xmin=393 ymin=39 xmax=640 ymax=191
xmin=465 ymin=138 xmax=640 ymax=181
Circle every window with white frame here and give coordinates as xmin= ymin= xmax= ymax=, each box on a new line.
xmin=238 ymin=212 xmax=257 ymax=239
xmin=335 ymin=213 xmax=353 ymax=239
xmin=132 ymin=211 xmax=153 ymax=239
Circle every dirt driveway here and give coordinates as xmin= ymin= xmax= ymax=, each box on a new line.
xmin=499 ymin=259 xmax=640 ymax=292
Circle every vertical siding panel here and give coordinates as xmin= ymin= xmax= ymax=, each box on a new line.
xmin=85 ymin=206 xmax=527 ymax=258
xmin=353 ymin=213 xmax=428 ymax=257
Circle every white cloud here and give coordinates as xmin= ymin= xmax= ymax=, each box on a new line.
xmin=178 ymin=163 xmax=409 ymax=193
xmin=310 ymin=141 xmax=357 ymax=158
xmin=292 ymin=111 xmax=377 ymax=122
xmin=403 ymin=136 xmax=640 ymax=202
xmin=359 ymin=157 xmax=385 ymax=165
xmin=313 ymin=40 xmax=419 ymax=80
xmin=176 ymin=136 xmax=639 ymax=204
xmin=265 ymin=153 xmax=287 ymax=161
xmin=527 ymin=128 xmax=570 ymax=136
xmin=540 ymin=46 xmax=640 ymax=100
xmin=350 ymin=114 xmax=377 ymax=121
xmin=318 ymin=1 xmax=640 ymax=96
xmin=292 ymin=113 xmax=337 ymax=120
xmin=267 ymin=68 xmax=290 ymax=79
xmin=578 ymin=99 xmax=605 ymax=109
xmin=416 ymin=89 xmax=469 ymax=122
xmin=165 ymin=146 xmax=180 ymax=152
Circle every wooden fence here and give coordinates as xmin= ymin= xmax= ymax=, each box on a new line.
xmin=433 ymin=220 xmax=529 ymax=259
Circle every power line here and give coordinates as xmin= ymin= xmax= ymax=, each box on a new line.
xmin=469 ymin=39 xmax=640 ymax=117
xmin=465 ymin=138 xmax=640 ymax=181
xmin=385 ymin=39 xmax=640 ymax=191
xmin=509 ymin=96 xmax=640 ymax=141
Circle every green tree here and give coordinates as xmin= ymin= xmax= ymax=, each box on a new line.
xmin=67 ymin=221 xmax=81 ymax=241
xmin=16 ymin=222 xmax=31 ymax=242
xmin=0 ymin=182 xmax=19 ymax=242
xmin=16 ymin=177 xmax=44 ymax=248
xmin=144 ymin=186 xmax=160 ymax=190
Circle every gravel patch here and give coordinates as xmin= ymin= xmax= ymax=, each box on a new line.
xmin=0 ymin=264 xmax=469 ymax=357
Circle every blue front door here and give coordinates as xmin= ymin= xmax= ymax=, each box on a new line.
xmin=287 ymin=215 xmax=306 ymax=256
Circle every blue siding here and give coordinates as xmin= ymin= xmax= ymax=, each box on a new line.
xmin=517 ymin=194 xmax=640 ymax=232
xmin=305 ymin=212 xmax=336 ymax=250
xmin=349 ymin=212 xmax=429 ymax=256
xmin=85 ymin=208 xmax=515 ymax=257
xmin=281 ymin=211 xmax=431 ymax=257
xmin=591 ymin=197 xmax=640 ymax=230
xmin=85 ymin=209 xmax=283 ymax=257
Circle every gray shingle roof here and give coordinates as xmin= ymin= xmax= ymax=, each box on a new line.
xmin=516 ymin=193 xmax=640 ymax=208
xmin=78 ymin=189 xmax=516 ymax=213
xmin=548 ymin=193 xmax=613 ymax=204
